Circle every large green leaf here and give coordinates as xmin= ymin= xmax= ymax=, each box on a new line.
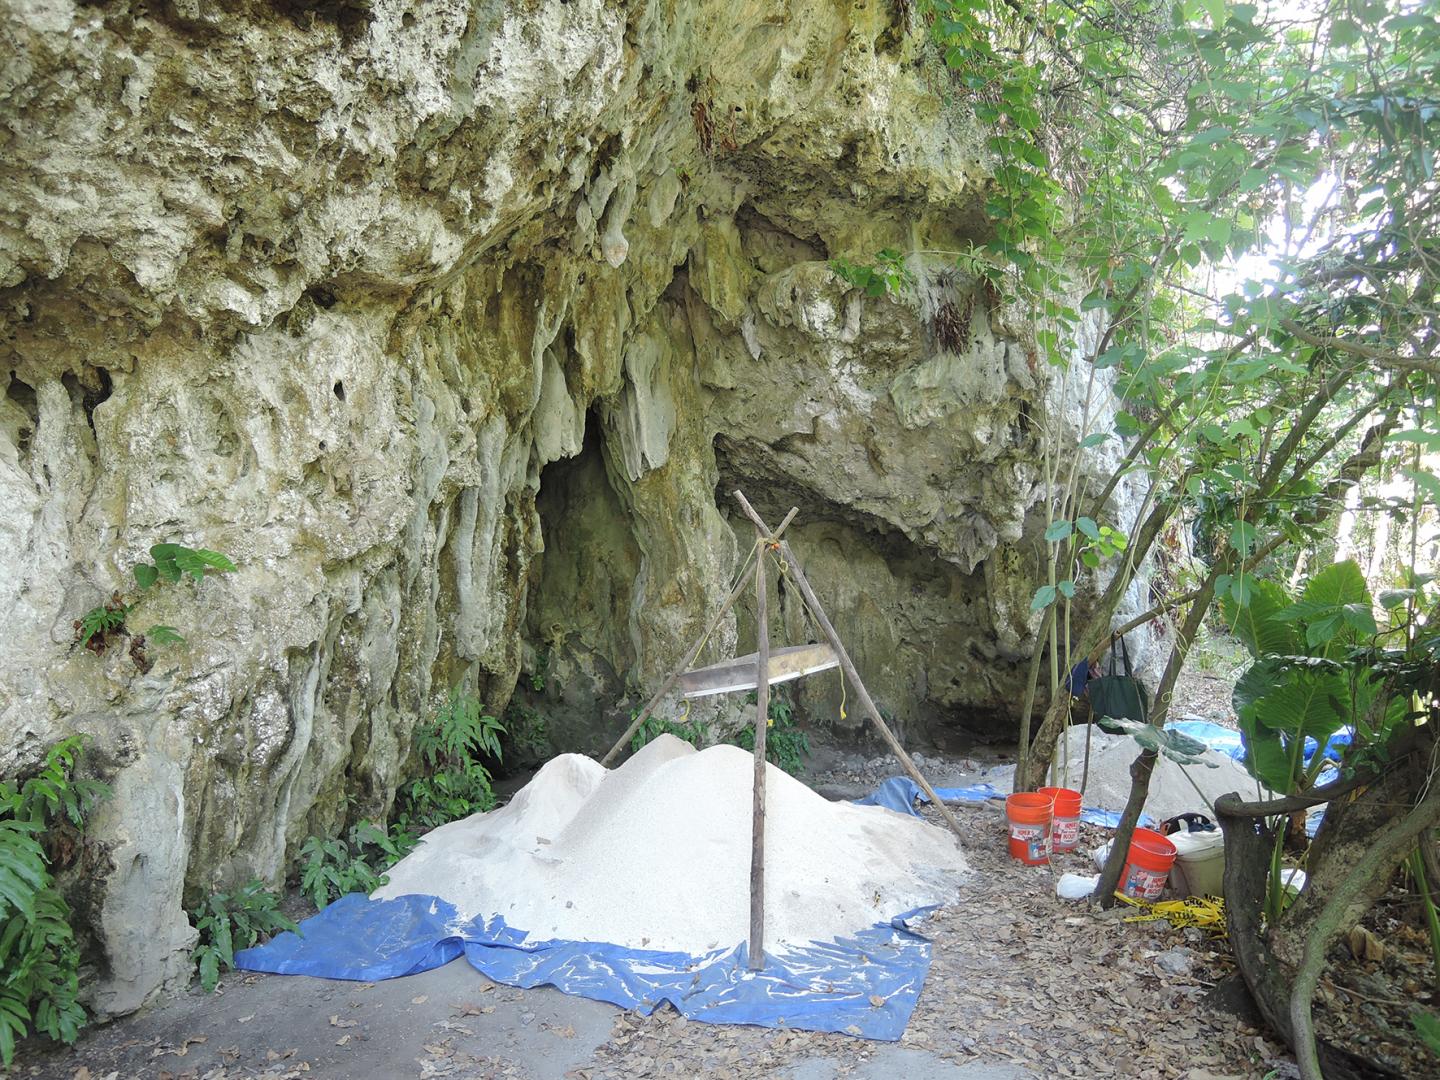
xmin=1302 ymin=559 xmax=1370 ymax=610
xmin=1238 ymin=705 xmax=1292 ymax=791
xmin=1220 ymin=577 xmax=1297 ymax=657
xmin=1233 ymin=659 xmax=1350 ymax=740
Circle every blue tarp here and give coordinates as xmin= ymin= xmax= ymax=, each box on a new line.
xmin=236 ymin=889 xmax=936 ymax=1040
xmin=1167 ymin=719 xmax=1349 ymax=837
xmin=855 ymin=775 xmax=1140 ymax=828
xmin=1166 ymin=718 xmax=1352 ymax=768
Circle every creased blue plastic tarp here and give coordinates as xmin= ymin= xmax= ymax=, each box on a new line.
xmin=1167 ymin=719 xmax=1352 ymax=768
xmin=854 ymin=776 xmax=1141 ymax=827
xmin=1167 ymin=720 xmax=1246 ymax=762
xmin=235 ymin=893 xmax=934 ymax=1040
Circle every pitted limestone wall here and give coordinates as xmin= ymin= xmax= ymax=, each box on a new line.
xmin=0 ymin=0 xmax=1149 ymax=1015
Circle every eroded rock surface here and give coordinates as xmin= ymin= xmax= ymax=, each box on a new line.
xmin=1 ymin=0 xmax=1149 ymax=1015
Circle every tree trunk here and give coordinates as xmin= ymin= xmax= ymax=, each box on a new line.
xmin=1216 ymin=724 xmax=1437 ymax=1079
xmin=1093 ymin=574 xmax=1217 ymax=904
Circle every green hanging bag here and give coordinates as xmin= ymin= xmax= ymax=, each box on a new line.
xmin=1086 ymin=634 xmax=1150 ymax=732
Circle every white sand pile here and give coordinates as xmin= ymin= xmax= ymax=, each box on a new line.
xmin=1049 ymin=725 xmax=1273 ymax=821
xmin=377 ymin=735 xmax=968 ymax=954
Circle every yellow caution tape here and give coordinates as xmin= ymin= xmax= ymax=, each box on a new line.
xmin=1116 ymin=893 xmax=1227 ymax=934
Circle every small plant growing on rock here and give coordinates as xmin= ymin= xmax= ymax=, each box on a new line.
xmin=73 ymin=543 xmax=235 ymax=670
xmin=0 ymin=737 xmax=109 ymax=1065
xmin=829 ymin=249 xmax=914 ymax=298
xmin=190 ymin=881 xmax=299 ymax=992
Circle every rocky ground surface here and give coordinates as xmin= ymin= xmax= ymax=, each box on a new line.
xmin=22 ymin=796 xmax=1297 ymax=1080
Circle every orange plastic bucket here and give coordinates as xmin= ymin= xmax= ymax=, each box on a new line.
xmin=1039 ymin=787 xmax=1082 ymax=852
xmin=1005 ymin=792 xmax=1054 ymax=865
xmin=1120 ymin=828 xmax=1177 ymax=900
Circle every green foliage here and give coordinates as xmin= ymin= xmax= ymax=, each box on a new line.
xmin=0 ymin=738 xmax=109 ymax=1066
xmin=734 ymin=695 xmax=810 ymax=776
xmin=76 ymin=543 xmax=235 ymax=659
xmin=75 ymin=599 xmax=127 ymax=649
xmin=415 ymin=690 xmax=504 ymax=769
xmin=627 ymin=696 xmax=809 ymax=774
xmin=502 ymin=704 xmax=551 ymax=761
xmin=527 ymin=648 xmax=550 ymax=693
xmin=398 ymin=764 xmax=498 ymax=831
xmin=190 ymin=881 xmax=298 ymax=993
xmin=829 ymin=249 xmax=914 ymax=298
xmin=397 ymin=691 xmax=504 ymax=831
xmin=1228 ymin=561 xmax=1409 ymax=794
xmin=298 ymin=831 xmax=388 ymax=910
xmin=135 ymin=543 xmax=237 ymax=587
xmin=1415 ymin=1009 xmax=1440 ymax=1057
xmin=628 ymin=709 xmax=709 ymax=753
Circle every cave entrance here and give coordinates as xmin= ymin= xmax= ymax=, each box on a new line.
xmin=510 ymin=411 xmax=639 ymax=767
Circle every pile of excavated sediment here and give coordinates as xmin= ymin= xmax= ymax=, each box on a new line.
xmin=377 ymin=734 xmax=968 ymax=954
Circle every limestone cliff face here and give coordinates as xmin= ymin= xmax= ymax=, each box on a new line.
xmin=0 ymin=0 xmax=1144 ymax=1016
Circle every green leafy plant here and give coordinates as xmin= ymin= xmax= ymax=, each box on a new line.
xmin=298 ymin=833 xmax=388 ymax=910
xmin=503 ymin=704 xmax=551 ymax=761
xmin=190 ymin=881 xmax=298 ymax=992
xmin=396 ymin=691 xmax=505 ymax=831
xmin=0 ymin=738 xmax=109 ymax=1066
xmin=527 ymin=648 xmax=550 ymax=693
xmin=829 ymin=249 xmax=915 ymax=298
xmin=628 ymin=709 xmax=709 ymax=753
xmin=1228 ymin=561 xmax=1409 ymax=796
xmin=133 ymin=543 xmax=237 ymax=588
xmin=414 ymin=690 xmax=504 ymax=769
xmin=74 ymin=596 xmax=128 ymax=650
xmin=74 ymin=543 xmax=236 ymax=662
xmin=1413 ymin=1009 xmax=1440 ymax=1057
xmin=734 ymin=695 xmax=810 ymax=776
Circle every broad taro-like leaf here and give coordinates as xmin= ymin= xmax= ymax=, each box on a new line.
xmin=1100 ymin=716 xmax=1220 ymax=768
xmin=1302 ymin=559 xmax=1370 ymax=612
xmin=1219 ymin=577 xmax=1296 ymax=657
xmin=1238 ymin=705 xmax=1292 ymax=791
xmin=1233 ymin=658 xmax=1351 ymax=740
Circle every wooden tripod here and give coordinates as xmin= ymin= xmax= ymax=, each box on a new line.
xmin=599 ymin=490 xmax=963 ymax=968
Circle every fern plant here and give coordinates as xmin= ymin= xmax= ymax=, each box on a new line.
xmin=395 ymin=691 xmax=504 ymax=830
xmin=190 ymin=881 xmax=298 ymax=992
xmin=415 ymin=690 xmax=504 ymax=767
xmin=295 ymin=818 xmax=417 ymax=910
xmin=0 ymin=738 xmax=109 ymax=1066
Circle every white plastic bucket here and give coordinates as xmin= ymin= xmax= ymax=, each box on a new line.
xmin=1168 ymin=829 xmax=1225 ymax=897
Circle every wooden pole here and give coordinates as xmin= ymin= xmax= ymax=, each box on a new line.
xmin=749 ymin=524 xmax=770 ymax=970
xmin=730 ymin=491 xmax=966 ymax=843
xmin=599 ymin=507 xmax=798 ymax=766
